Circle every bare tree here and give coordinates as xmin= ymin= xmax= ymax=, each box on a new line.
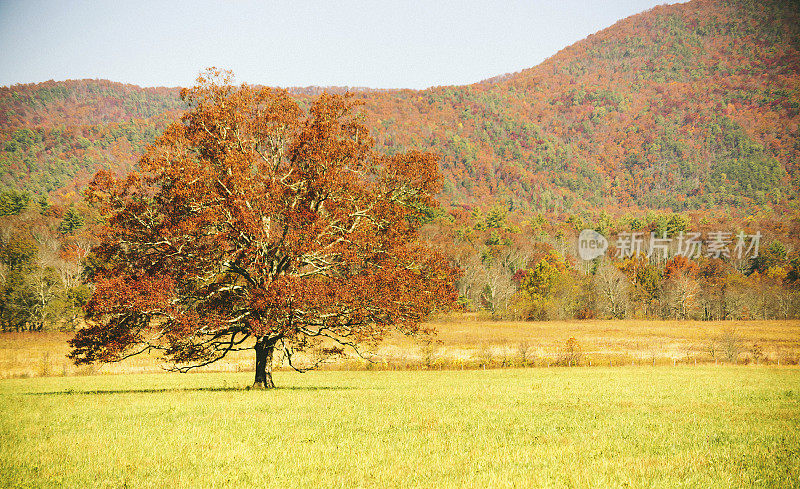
xmin=594 ymin=261 xmax=629 ymax=319
xmin=664 ymin=271 xmax=700 ymax=319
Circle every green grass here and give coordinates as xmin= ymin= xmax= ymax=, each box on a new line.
xmin=1 ymin=367 xmax=799 ymax=488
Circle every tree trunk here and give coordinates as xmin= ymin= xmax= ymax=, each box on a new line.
xmin=253 ymin=337 xmax=278 ymax=389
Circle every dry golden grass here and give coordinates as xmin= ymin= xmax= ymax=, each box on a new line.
xmin=422 ymin=315 xmax=800 ymax=366
xmin=1 ymin=315 xmax=799 ymax=378
xmin=0 ymin=331 xmax=256 ymax=379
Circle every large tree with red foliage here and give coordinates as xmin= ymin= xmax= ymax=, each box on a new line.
xmin=69 ymin=70 xmax=457 ymax=388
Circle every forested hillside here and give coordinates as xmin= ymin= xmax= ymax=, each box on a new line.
xmin=358 ymin=0 xmax=800 ymax=212
xmin=2 ymin=0 xmax=798 ymax=213
xmin=3 ymin=0 xmax=800 ymax=328
xmin=0 ymin=81 xmax=184 ymax=197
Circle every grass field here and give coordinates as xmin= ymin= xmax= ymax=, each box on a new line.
xmin=2 ymin=318 xmax=800 ymax=378
xmin=1 ymin=367 xmax=799 ymax=488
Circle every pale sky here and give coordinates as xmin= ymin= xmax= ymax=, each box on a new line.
xmin=0 ymin=0 xmax=683 ymax=89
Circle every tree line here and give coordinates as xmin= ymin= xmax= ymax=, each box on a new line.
xmin=439 ymin=206 xmax=800 ymax=321
xmin=4 ymin=180 xmax=800 ymax=333
xmin=0 ymin=188 xmax=92 ymax=331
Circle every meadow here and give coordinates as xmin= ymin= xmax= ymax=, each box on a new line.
xmin=1 ymin=319 xmax=799 ymax=487
xmin=1 ymin=367 xmax=799 ymax=488
xmin=1 ymin=318 xmax=798 ymax=378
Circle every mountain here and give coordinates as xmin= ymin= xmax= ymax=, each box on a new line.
xmin=354 ymin=0 xmax=800 ymax=213
xmin=0 ymin=80 xmax=184 ymax=196
xmin=1 ymin=0 xmax=798 ymax=214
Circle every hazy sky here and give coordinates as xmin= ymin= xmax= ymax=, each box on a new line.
xmin=0 ymin=0 xmax=683 ymax=89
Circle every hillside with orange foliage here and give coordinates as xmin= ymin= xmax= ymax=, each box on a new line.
xmin=355 ymin=0 xmax=799 ymax=213
xmin=2 ymin=0 xmax=798 ymax=214
xmin=3 ymin=0 xmax=800 ymax=328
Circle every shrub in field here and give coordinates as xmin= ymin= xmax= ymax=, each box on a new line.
xmin=748 ymin=343 xmax=764 ymax=364
xmin=720 ymin=329 xmax=742 ymax=364
xmin=558 ymin=337 xmax=582 ymax=366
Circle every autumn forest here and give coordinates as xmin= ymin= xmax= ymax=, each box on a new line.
xmin=2 ymin=0 xmax=800 ymax=331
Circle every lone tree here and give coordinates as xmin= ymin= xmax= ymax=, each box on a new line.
xmin=69 ymin=70 xmax=457 ymax=388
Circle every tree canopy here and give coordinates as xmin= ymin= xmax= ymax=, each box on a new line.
xmin=69 ymin=71 xmax=458 ymax=387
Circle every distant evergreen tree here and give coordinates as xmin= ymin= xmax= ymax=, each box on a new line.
xmin=0 ymin=189 xmax=30 ymax=216
xmin=58 ymin=208 xmax=84 ymax=235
